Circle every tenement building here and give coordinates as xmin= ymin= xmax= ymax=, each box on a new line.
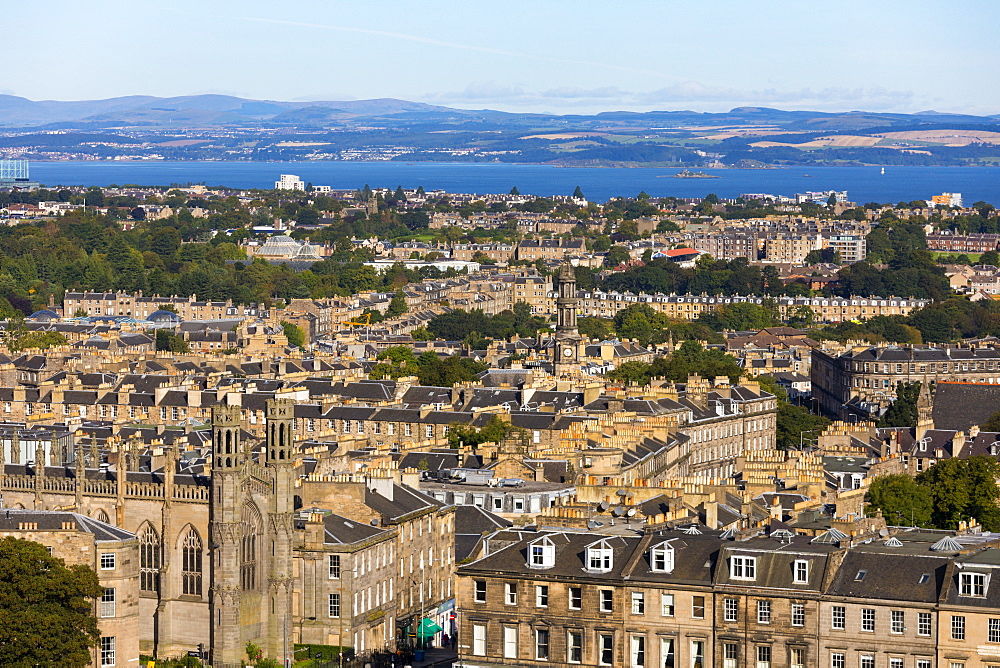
xmin=458 ymin=524 xmax=1000 ymax=668
xmin=811 ymin=343 xmax=1000 ymax=420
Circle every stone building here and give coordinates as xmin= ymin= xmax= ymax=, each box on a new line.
xmin=457 ymin=524 xmax=1000 ymax=668
xmin=0 ymin=509 xmax=141 ymax=668
xmin=811 ymin=343 xmax=1000 ymax=420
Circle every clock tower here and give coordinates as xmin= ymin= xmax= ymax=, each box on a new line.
xmin=552 ymin=261 xmax=581 ymax=375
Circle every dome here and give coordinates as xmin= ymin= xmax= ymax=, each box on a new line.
xmin=148 ymin=309 xmax=183 ymax=323
xmin=28 ymin=309 xmax=60 ymax=322
xmin=258 ymin=234 xmax=320 ymax=259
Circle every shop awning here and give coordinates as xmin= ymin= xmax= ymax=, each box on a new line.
xmin=416 ymin=617 xmax=443 ymax=638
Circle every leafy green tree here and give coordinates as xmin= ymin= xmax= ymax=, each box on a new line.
xmin=867 ymin=474 xmax=933 ymax=527
xmin=572 ymin=186 xmax=584 ymax=199
xmin=982 ymin=410 xmax=1000 ymax=432
xmin=280 ymin=321 xmax=305 ymax=348
xmin=915 ymin=457 xmax=1000 ymax=530
xmin=603 ymin=245 xmax=631 ymax=268
xmin=980 ymin=250 xmax=1000 ymax=267
xmin=756 ymin=375 xmax=830 ymax=450
xmin=877 ymin=381 xmax=921 ymax=428
xmin=448 ymin=414 xmax=512 ymax=448
xmin=370 ymin=346 xmax=419 ymax=380
xmin=578 ymin=317 xmax=612 ymax=340
xmin=386 ymin=290 xmax=408 ymax=319
xmin=155 ymin=329 xmax=190 ymax=353
xmin=0 ymin=537 xmax=104 ymax=667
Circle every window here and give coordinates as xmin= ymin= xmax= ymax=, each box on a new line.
xmin=723 ymin=643 xmax=738 ymax=668
xmin=568 ymin=631 xmax=583 ymax=663
xmin=916 ymin=662 xmax=931 ymax=668
xmin=182 ymin=527 xmax=202 ymax=596
xmin=505 ymin=582 xmax=517 ymax=605
xmin=990 ymin=618 xmax=1000 ymax=643
xmin=960 ymin=571 xmax=988 ymax=597
xmin=952 ymin=615 xmax=965 ymax=640
xmin=569 ymin=586 xmax=582 ymax=610
xmin=599 ymin=634 xmax=614 ymax=666
xmin=587 ymin=539 xmax=614 ymax=573
xmin=855 ymin=570 xmax=867 ymax=581
xmin=756 ymin=646 xmax=771 ymax=668
xmin=918 ymin=611 xmax=932 ymax=635
xmin=529 ymin=538 xmax=556 ymax=568
xmin=600 ymin=589 xmax=613 ymax=612
xmin=100 ymin=553 xmax=115 ymax=570
xmin=343 ymin=420 xmax=351 ymax=434
xmin=472 ymin=624 xmax=486 ymax=656
xmin=631 ymin=592 xmax=645 ymax=614
xmin=503 ymin=626 xmax=517 ymax=658
xmin=757 ymin=600 xmax=771 ymax=624
xmin=536 ymin=585 xmax=549 ymax=608
xmin=101 ymin=588 xmax=115 ymax=618
xmin=793 ymin=559 xmax=809 ymax=584
xmin=691 ymin=640 xmax=705 ymax=668
xmin=832 ymin=606 xmax=846 ymax=630
xmin=861 ymin=608 xmax=875 ymax=632
xmin=650 ymin=541 xmax=675 ymax=572
xmin=240 ymin=504 xmax=260 ymax=591
xmin=535 ymin=629 xmax=550 ymax=660
xmin=831 ymin=653 xmax=845 ymax=668
xmin=951 ymin=664 xmax=965 ymax=668
xmin=692 ymin=595 xmax=705 ymax=619
xmin=661 ymin=593 xmax=675 ymax=616
xmin=139 ymin=524 xmax=160 ymax=593
xmin=724 ymin=598 xmax=738 ymax=622
xmin=328 ymin=554 xmax=341 ymax=579
xmin=891 ymin=610 xmax=904 ymax=634
xmin=889 ymin=660 xmax=903 ymax=668
xmin=474 ymin=580 xmax=486 ymax=603
xmin=328 ymin=593 xmax=340 ymax=618
xmin=792 ymin=603 xmax=805 ymax=626
xmin=860 ymin=657 xmax=875 ymax=668
xmin=790 ymin=648 xmax=804 ymax=668
xmin=630 ymin=635 xmax=645 ymax=668
xmin=661 ymin=639 xmax=674 ymax=668
xmin=425 ymin=425 xmax=433 ymax=439
xmin=101 ymin=637 xmax=115 ymax=667
xmin=731 ymin=556 xmax=757 ymax=580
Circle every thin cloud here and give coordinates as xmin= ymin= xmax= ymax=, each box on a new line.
xmin=242 ymin=17 xmax=663 ymax=77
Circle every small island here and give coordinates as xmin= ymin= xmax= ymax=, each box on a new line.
xmin=664 ymin=169 xmax=721 ymax=179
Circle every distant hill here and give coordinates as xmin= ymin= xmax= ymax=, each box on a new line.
xmin=1 ymin=94 xmax=998 ymax=167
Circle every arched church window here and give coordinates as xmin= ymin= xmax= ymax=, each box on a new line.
xmin=182 ymin=527 xmax=203 ymax=596
xmin=139 ymin=524 xmax=161 ymax=593
xmin=241 ymin=504 xmax=261 ymax=590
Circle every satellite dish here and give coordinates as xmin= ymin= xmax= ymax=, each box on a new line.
xmin=370 ymin=519 xmax=379 ymax=526
xmin=612 ymin=506 xmax=626 ymax=518
xmin=626 ymin=508 xmax=636 ymax=517
xmin=616 ymin=489 xmax=628 ymax=497
xmin=586 ymin=520 xmax=600 ymax=530
xmin=878 ymin=528 xmax=889 ymax=537
xmin=597 ymin=501 xmax=610 ymax=512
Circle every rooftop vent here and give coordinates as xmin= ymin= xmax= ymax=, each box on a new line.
xmin=883 ymin=536 xmax=904 ymax=547
xmin=930 ymin=535 xmax=963 ymax=552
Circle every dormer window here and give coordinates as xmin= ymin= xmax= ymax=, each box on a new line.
xmin=527 ymin=536 xmax=556 ymax=569
xmin=649 ymin=541 xmax=675 ymax=573
xmin=793 ymin=559 xmax=809 ymax=584
xmin=960 ymin=571 xmax=989 ymax=598
xmin=730 ymin=555 xmax=757 ymax=581
xmin=586 ymin=539 xmax=614 ymax=573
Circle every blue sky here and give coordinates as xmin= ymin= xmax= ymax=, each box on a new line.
xmin=6 ymin=0 xmax=998 ymax=115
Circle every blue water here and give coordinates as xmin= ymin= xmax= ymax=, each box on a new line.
xmin=27 ymin=162 xmax=1000 ymax=205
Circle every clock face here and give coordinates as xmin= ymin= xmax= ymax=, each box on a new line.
xmin=563 ymin=347 xmax=574 ymax=358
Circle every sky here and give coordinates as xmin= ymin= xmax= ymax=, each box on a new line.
xmin=5 ymin=0 xmax=998 ymax=116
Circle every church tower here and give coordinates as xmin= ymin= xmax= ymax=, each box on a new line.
xmin=264 ymin=398 xmax=296 ymax=661
xmin=553 ymin=261 xmax=581 ymax=375
xmin=209 ymin=404 xmax=245 ymax=668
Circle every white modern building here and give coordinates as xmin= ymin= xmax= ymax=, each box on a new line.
xmin=274 ymin=174 xmax=305 ymax=191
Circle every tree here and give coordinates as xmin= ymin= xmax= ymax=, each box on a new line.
xmin=916 ymin=456 xmax=1000 ymax=530
xmin=386 ymin=290 xmax=408 ymax=319
xmin=604 ymin=245 xmax=631 ymax=268
xmin=0 ymin=537 xmax=104 ymax=667
xmin=155 ymin=329 xmax=190 ymax=353
xmin=509 ymin=186 xmax=520 ymax=196
xmin=982 ymin=410 xmax=1000 ymax=432
xmin=980 ymin=249 xmax=1000 ymax=267
xmin=867 ymin=474 xmax=933 ymax=527
xmin=280 ymin=321 xmax=305 ymax=348
xmin=572 ymin=186 xmax=584 ymax=199
xmin=877 ymin=381 xmax=921 ymax=428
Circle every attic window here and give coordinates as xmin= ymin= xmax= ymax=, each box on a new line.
xmin=855 ymin=570 xmax=867 ymax=582
xmin=527 ymin=536 xmax=556 ymax=569
xmin=919 ymin=573 xmax=930 ymax=584
xmin=585 ymin=539 xmax=614 ymax=573
xmin=649 ymin=541 xmax=675 ymax=573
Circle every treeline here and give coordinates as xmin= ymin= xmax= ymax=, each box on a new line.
xmin=416 ymin=303 xmax=549 ymax=344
